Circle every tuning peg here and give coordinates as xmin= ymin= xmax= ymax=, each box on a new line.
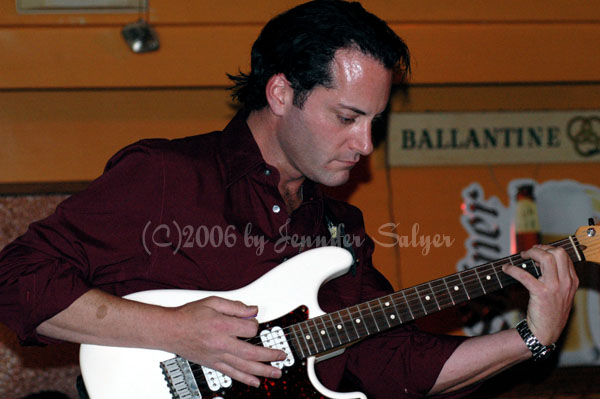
xmin=588 ymin=218 xmax=597 ymax=237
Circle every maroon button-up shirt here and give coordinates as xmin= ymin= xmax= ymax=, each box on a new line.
xmin=0 ymin=112 xmax=469 ymax=398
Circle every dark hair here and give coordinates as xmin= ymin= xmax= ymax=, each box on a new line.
xmin=228 ymin=0 xmax=410 ymax=110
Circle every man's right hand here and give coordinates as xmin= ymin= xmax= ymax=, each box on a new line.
xmin=168 ymin=296 xmax=286 ymax=387
xmin=37 ymin=289 xmax=286 ymax=388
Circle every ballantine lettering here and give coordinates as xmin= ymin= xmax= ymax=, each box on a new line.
xmin=388 ymin=110 xmax=600 ymax=166
xmin=401 ymin=127 xmax=561 ymax=150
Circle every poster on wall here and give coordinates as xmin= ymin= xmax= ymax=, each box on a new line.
xmin=458 ymin=179 xmax=600 ymax=365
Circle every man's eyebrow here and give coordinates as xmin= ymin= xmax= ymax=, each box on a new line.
xmin=338 ymin=103 xmax=385 ymax=118
xmin=338 ymin=104 xmax=367 ymax=116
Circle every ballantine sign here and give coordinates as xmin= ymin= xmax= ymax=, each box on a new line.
xmin=387 ymin=111 xmax=600 ymax=166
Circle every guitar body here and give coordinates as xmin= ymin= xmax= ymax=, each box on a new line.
xmin=80 ymin=223 xmax=599 ymax=399
xmin=80 ymin=247 xmax=366 ymax=399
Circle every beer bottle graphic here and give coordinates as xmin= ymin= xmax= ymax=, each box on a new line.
xmin=515 ymin=184 xmax=541 ymax=251
xmin=508 ymin=184 xmax=542 ymax=324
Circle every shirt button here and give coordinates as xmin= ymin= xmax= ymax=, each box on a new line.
xmin=264 ymin=169 xmax=271 ymax=176
xmin=272 ymin=205 xmax=281 ymax=213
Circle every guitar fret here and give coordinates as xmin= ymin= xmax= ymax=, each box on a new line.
xmin=333 ymin=311 xmax=351 ymax=344
xmin=401 ymin=290 xmax=415 ymax=320
xmin=531 ymin=258 xmax=541 ymax=277
xmin=386 ymin=294 xmax=404 ymax=325
xmin=297 ymin=321 xmax=317 ymax=356
xmin=457 ymin=272 xmax=471 ymax=300
xmin=442 ymin=278 xmax=456 ymax=305
xmin=413 ymin=287 xmax=427 ymax=315
xmin=492 ymin=263 xmax=504 ymax=288
xmin=465 ymin=268 xmax=485 ymax=298
xmin=314 ymin=318 xmax=328 ymax=352
xmin=473 ymin=267 xmax=486 ymax=294
xmin=355 ymin=305 xmax=370 ymax=335
xmin=513 ymin=256 xmax=537 ymax=277
xmin=430 ymin=279 xmax=451 ymax=309
xmin=365 ymin=301 xmax=381 ymax=332
xmin=526 ymin=260 xmax=538 ymax=277
xmin=445 ymin=274 xmax=469 ymax=304
xmin=321 ymin=316 xmax=335 ymax=349
xmin=377 ymin=297 xmax=392 ymax=328
xmin=415 ymin=285 xmax=437 ymax=315
xmin=391 ymin=293 xmax=410 ymax=321
xmin=428 ymin=282 xmax=442 ymax=310
xmin=290 ymin=324 xmax=306 ymax=359
xmin=328 ymin=313 xmax=343 ymax=346
xmin=477 ymin=265 xmax=497 ymax=293
xmin=341 ymin=308 xmax=361 ymax=340
xmin=390 ymin=295 xmax=404 ymax=324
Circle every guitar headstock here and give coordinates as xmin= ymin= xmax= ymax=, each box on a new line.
xmin=575 ymin=223 xmax=600 ymax=263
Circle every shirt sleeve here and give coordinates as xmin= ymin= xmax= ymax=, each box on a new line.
xmin=0 ymin=141 xmax=165 ymax=345
xmin=342 ymin=234 xmax=476 ymax=398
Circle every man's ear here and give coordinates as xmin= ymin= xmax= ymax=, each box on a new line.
xmin=265 ymin=73 xmax=293 ymax=116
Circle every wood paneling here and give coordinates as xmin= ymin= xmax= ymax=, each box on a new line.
xmin=1 ymin=23 xmax=599 ymax=88
xmin=0 ymin=88 xmax=236 ymax=182
xmin=2 ymin=1 xmax=598 ymax=26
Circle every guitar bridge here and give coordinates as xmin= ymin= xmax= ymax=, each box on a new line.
xmin=160 ymin=356 xmax=202 ymax=399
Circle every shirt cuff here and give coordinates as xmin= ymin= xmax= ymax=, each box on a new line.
xmin=17 ymin=259 xmax=91 ymax=345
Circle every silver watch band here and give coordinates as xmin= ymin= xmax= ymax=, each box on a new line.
xmin=516 ymin=319 xmax=556 ymax=361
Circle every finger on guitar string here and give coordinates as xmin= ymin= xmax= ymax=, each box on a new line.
xmin=504 ymin=245 xmax=578 ymax=346
xmin=224 ymin=349 xmax=283 ymax=380
xmin=520 ymin=247 xmax=560 ymax=282
xmin=212 ymin=360 xmax=262 ymax=388
xmin=501 ymin=262 xmax=540 ymax=293
xmin=527 ymin=244 xmax=577 ymax=284
xmin=200 ymin=338 xmax=284 ymax=388
xmin=168 ymin=296 xmax=287 ymax=386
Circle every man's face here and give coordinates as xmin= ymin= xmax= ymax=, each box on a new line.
xmin=276 ymin=49 xmax=393 ymax=187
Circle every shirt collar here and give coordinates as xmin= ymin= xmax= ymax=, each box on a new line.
xmin=219 ymin=110 xmax=324 ymax=205
xmin=219 ymin=110 xmax=265 ymax=187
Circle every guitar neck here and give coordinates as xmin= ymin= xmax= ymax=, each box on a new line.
xmin=289 ymin=234 xmax=584 ymax=359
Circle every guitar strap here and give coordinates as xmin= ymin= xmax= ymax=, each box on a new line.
xmin=77 ymin=375 xmax=89 ymax=399
xmin=323 ymin=202 xmax=358 ymax=276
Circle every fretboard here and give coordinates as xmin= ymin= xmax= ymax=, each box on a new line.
xmin=288 ymin=235 xmax=584 ymax=359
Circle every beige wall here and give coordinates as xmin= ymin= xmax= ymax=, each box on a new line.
xmin=1 ymin=1 xmax=599 ymax=317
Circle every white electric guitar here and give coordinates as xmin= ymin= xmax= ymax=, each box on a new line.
xmin=80 ymin=223 xmax=599 ymax=399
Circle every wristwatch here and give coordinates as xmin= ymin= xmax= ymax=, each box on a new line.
xmin=516 ymin=319 xmax=556 ymax=361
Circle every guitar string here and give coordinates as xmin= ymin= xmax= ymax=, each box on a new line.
xmin=188 ymin=240 xmax=600 ymax=383
xmin=256 ymin=238 xmax=587 ymax=357
xmin=293 ymin=238 xmax=573 ymax=325
xmin=186 ymin=237 xmax=595 ymax=378
xmin=293 ymin=239 xmax=581 ymax=347
xmin=186 ymin=256 xmax=553 ymax=380
xmin=316 ymin=237 xmax=600 ymax=352
xmin=287 ymin=259 xmax=536 ymax=355
xmin=193 ymin=237 xmax=584 ymax=367
xmin=262 ymin=237 xmax=584 ymax=356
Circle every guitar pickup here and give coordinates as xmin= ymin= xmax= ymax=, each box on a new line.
xmin=260 ymin=326 xmax=295 ymax=369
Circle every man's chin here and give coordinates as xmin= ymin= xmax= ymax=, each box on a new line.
xmin=316 ymin=171 xmax=351 ymax=187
